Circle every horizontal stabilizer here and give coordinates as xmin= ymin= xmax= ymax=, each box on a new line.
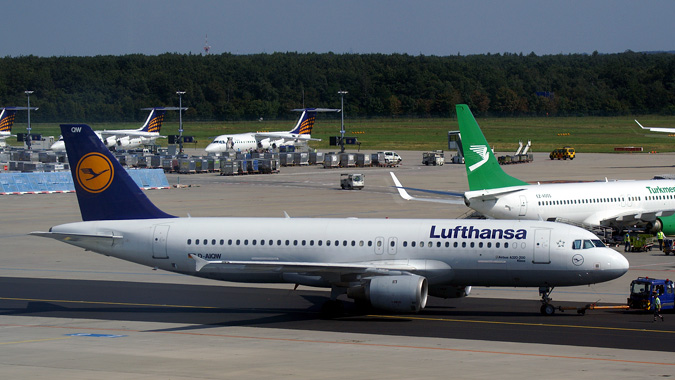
xmin=390 ymin=172 xmax=465 ymax=204
xmin=30 ymin=231 xmax=123 ymax=243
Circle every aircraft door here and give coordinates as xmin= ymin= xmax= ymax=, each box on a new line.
xmin=375 ymin=237 xmax=384 ymax=255
xmin=152 ymin=225 xmax=170 ymax=259
xmin=519 ymin=195 xmax=527 ymax=216
xmin=533 ymin=229 xmax=551 ymax=264
xmin=387 ymin=237 xmax=398 ymax=255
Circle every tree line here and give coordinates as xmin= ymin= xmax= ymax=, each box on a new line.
xmin=0 ymin=51 xmax=673 ymax=123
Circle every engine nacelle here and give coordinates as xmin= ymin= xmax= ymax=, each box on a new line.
xmin=349 ymin=275 xmax=428 ymax=313
xmin=428 ymin=285 xmax=472 ymax=299
xmin=257 ymin=139 xmax=271 ymax=150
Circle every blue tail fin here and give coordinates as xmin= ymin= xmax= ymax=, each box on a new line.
xmin=139 ymin=108 xmax=167 ymax=133
xmin=0 ymin=108 xmax=18 ymax=133
xmin=60 ymin=124 xmax=175 ymax=221
xmin=289 ymin=109 xmax=317 ymax=135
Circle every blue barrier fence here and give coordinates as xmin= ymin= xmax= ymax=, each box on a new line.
xmin=0 ymin=169 xmax=170 ymax=194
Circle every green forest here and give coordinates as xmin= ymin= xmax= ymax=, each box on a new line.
xmin=0 ymin=51 xmax=673 ymax=123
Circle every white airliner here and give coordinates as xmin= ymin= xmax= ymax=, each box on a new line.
xmin=205 ymin=108 xmax=339 ymax=153
xmin=31 ymin=123 xmax=629 ymax=315
xmin=0 ymin=106 xmax=38 ymax=144
xmin=51 ymin=107 xmax=184 ymax=151
xmin=392 ymin=104 xmax=675 ymax=235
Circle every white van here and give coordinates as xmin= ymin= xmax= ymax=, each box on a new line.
xmin=378 ymin=151 xmax=402 ymax=166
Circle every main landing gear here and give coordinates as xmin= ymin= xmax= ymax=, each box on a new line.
xmin=539 ymin=286 xmax=556 ymax=316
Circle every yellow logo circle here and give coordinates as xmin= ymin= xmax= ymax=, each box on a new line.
xmin=76 ymin=153 xmax=114 ymax=193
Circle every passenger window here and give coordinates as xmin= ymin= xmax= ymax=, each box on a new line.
xmin=390 ymin=241 xmax=395 ymax=247
xmin=411 ymin=241 xmax=416 ymax=247
xmin=309 ymin=240 xmax=314 ymax=246
xmin=277 ymin=240 xmax=281 ymax=245
xmin=326 ymin=240 xmax=331 ymax=246
xmin=403 ymin=241 xmax=408 ymax=247
xmin=196 ymin=239 xmax=199 ymax=245
xmin=504 ymin=242 xmax=508 ymax=248
xmin=428 ymin=242 xmax=432 ymax=247
xmin=470 ymin=242 xmax=474 ymax=248
xmin=252 ymin=240 xmax=256 ymax=246
xmin=437 ymin=242 xmax=441 ymax=248
xmin=187 ymin=239 xmax=192 ymax=245
xmin=454 ymin=242 xmax=458 ymax=248
xmin=285 ymin=240 xmax=290 ymax=246
xmin=573 ymin=240 xmax=581 ymax=250
xmin=478 ymin=242 xmax=483 ymax=248
xmin=462 ymin=242 xmax=466 ymax=248
xmin=203 ymin=239 xmax=207 ymax=245
xmin=244 ymin=239 xmax=248 ymax=245
xmin=353 ymin=241 xmax=357 ymax=247
xmin=318 ymin=240 xmax=322 ymax=246
xmin=220 ymin=239 xmax=224 ymax=245
xmin=368 ymin=241 xmax=372 ymax=247
xmin=212 ymin=239 xmax=216 ymax=245
xmin=359 ymin=241 xmax=364 ymax=247
xmin=293 ymin=240 xmax=298 ymax=246
xmin=487 ymin=242 xmax=491 ymax=248
xmin=260 ymin=240 xmax=265 ymax=246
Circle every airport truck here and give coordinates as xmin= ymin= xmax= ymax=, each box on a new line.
xmin=627 ymin=277 xmax=674 ymax=311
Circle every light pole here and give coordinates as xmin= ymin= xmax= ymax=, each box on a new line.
xmin=176 ymin=91 xmax=186 ymax=154
xmin=25 ymin=90 xmax=34 ymax=150
xmin=338 ymin=90 xmax=348 ymax=153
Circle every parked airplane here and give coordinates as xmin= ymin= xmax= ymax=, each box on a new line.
xmin=205 ymin=108 xmax=339 ymax=153
xmin=31 ymin=123 xmax=629 ymax=315
xmin=0 ymin=106 xmax=38 ymax=144
xmin=50 ymin=107 xmax=184 ymax=151
xmin=393 ymin=104 xmax=675 ymax=235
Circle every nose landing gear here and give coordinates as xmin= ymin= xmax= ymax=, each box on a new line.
xmin=539 ymin=286 xmax=556 ymax=315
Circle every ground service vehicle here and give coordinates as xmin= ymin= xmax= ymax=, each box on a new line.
xmin=549 ymin=147 xmax=575 ymax=160
xmin=422 ymin=151 xmax=444 ymax=166
xmin=340 ymin=173 xmax=364 ymax=190
xmin=628 ymin=277 xmax=674 ymax=311
xmin=379 ymin=151 xmax=402 ymax=166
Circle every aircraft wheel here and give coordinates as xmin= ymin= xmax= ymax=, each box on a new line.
xmin=540 ymin=304 xmax=555 ymax=316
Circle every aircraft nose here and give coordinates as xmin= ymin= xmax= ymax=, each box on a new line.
xmin=204 ymin=144 xmax=216 ymax=152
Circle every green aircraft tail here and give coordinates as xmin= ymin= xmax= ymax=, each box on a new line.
xmin=456 ymin=104 xmax=529 ymax=191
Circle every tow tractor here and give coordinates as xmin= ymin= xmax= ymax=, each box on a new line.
xmin=340 ymin=173 xmax=364 ymax=190
xmin=549 ymin=277 xmax=674 ymax=315
xmin=627 ymin=277 xmax=674 ymax=311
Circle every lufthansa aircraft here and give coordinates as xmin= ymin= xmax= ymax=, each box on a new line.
xmin=393 ymin=104 xmax=675 ymax=235
xmin=205 ymin=108 xmax=339 ymax=153
xmin=32 ymin=124 xmax=629 ymax=315
xmin=51 ymin=107 xmax=184 ymax=151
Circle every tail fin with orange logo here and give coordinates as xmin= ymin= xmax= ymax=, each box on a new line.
xmin=60 ymin=124 xmax=175 ymax=221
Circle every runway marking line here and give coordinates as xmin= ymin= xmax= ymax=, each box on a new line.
xmin=0 ymin=336 xmax=73 ymax=345
xmin=0 ymin=296 xmax=221 ymax=309
xmin=0 ymin=322 xmax=673 ymax=367
xmin=367 ymin=314 xmax=675 ymax=335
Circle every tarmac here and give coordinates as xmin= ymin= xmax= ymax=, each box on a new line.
xmin=1 ymin=149 xmax=675 ymax=379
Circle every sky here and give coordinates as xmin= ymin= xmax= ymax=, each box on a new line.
xmin=1 ymin=0 xmax=673 ymax=57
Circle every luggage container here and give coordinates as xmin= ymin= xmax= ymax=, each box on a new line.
xmin=323 ymin=154 xmax=339 ymax=168
xmin=293 ymin=152 xmax=309 ymax=165
xmin=309 ymin=152 xmax=324 ymax=165
xmin=220 ymin=161 xmax=237 ymax=175
xmin=247 ymin=159 xmax=259 ymax=173
xmin=355 ymin=153 xmax=372 ymax=167
xmin=280 ymin=153 xmax=293 ymax=166
xmin=178 ymin=159 xmax=197 ymax=173
xmin=339 ymin=153 xmax=356 ymax=167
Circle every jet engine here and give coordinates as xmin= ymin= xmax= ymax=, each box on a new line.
xmin=348 ymin=275 xmax=428 ymax=313
xmin=428 ymin=285 xmax=472 ymax=299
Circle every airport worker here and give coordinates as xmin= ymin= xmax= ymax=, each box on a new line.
xmin=653 ymin=291 xmax=663 ymax=322
xmin=624 ymin=232 xmax=631 ymax=252
xmin=657 ymin=230 xmax=665 ymax=251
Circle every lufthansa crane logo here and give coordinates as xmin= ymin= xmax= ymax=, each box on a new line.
xmin=76 ymin=153 xmax=114 ymax=193
xmin=572 ymin=254 xmax=584 ymax=266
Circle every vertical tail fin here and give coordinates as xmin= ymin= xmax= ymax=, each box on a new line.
xmin=456 ymin=104 xmax=529 ymax=191
xmin=138 ymin=108 xmax=167 ymax=133
xmin=0 ymin=108 xmax=18 ymax=133
xmin=289 ymin=109 xmax=317 ymax=135
xmin=60 ymin=124 xmax=175 ymax=221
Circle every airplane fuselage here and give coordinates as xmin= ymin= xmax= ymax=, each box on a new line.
xmin=49 ymin=217 xmax=627 ymax=289
xmin=465 ymin=179 xmax=675 ymax=229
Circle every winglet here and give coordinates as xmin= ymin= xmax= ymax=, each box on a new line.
xmin=635 ymin=119 xmax=647 ymax=130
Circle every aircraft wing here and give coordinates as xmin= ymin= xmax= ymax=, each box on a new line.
xmin=253 ymin=132 xmax=321 ymax=142
xmin=601 ymin=209 xmax=675 ymax=224
xmin=635 ymin=120 xmax=675 ymax=134
xmin=390 ymin=172 xmax=465 ymax=205
xmin=189 ymin=254 xmax=436 ymax=275
xmin=98 ymin=131 xmax=160 ymax=138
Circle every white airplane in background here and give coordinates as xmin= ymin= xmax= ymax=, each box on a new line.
xmin=51 ymin=107 xmax=185 ymax=151
xmin=31 ymin=123 xmax=629 ymax=315
xmin=635 ymin=119 xmax=675 ymax=134
xmin=392 ymin=104 xmax=675 ymax=235
xmin=205 ymin=108 xmax=339 ymax=153
xmin=0 ymin=106 xmax=38 ymax=145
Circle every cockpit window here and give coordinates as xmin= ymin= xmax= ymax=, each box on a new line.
xmin=583 ymin=240 xmax=595 ymax=249
xmin=573 ymin=240 xmax=582 ymax=250
xmin=591 ymin=239 xmax=605 ymax=248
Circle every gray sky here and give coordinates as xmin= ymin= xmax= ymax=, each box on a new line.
xmin=2 ymin=0 xmax=673 ymax=57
